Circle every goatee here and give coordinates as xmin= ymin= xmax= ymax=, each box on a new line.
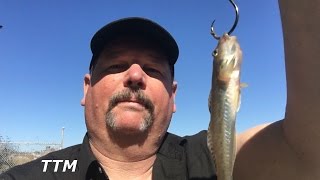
xmin=105 ymin=89 xmax=155 ymax=132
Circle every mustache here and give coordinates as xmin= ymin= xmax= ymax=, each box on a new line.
xmin=108 ymin=89 xmax=155 ymax=113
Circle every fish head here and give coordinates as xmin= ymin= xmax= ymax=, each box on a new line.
xmin=212 ymin=34 xmax=242 ymax=83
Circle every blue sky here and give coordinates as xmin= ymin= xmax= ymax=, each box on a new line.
xmin=0 ymin=1 xmax=286 ymax=148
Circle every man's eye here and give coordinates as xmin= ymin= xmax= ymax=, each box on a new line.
xmin=106 ymin=64 xmax=128 ymax=73
xmin=144 ymin=67 xmax=162 ymax=76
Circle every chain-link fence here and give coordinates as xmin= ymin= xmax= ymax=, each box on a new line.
xmin=0 ymin=141 xmax=61 ymax=174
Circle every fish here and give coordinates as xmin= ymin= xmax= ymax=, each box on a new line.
xmin=207 ymin=33 xmax=243 ymax=180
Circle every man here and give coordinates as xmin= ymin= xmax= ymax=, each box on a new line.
xmin=1 ymin=0 xmax=319 ymax=179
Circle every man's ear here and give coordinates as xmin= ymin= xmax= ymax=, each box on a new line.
xmin=81 ymin=74 xmax=91 ymax=106
xmin=172 ymin=81 xmax=178 ymax=113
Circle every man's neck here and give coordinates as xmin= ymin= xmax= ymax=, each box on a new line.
xmin=90 ymin=140 xmax=156 ymax=180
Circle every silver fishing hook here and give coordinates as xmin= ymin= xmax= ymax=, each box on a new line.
xmin=210 ymin=0 xmax=239 ymax=40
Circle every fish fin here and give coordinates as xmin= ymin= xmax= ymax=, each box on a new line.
xmin=240 ymin=83 xmax=248 ymax=88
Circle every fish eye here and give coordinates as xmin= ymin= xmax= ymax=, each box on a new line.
xmin=212 ymin=49 xmax=218 ymax=56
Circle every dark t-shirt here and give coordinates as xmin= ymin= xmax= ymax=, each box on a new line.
xmin=0 ymin=131 xmax=216 ymax=180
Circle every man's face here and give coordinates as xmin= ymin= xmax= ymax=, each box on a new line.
xmin=81 ymin=38 xmax=177 ymax=141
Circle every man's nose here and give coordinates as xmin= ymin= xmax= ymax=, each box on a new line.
xmin=123 ymin=64 xmax=146 ymax=90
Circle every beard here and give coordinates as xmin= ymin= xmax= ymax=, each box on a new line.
xmin=105 ymin=89 xmax=155 ymax=132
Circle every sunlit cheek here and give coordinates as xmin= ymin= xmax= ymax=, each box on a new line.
xmin=159 ymin=100 xmax=174 ymax=132
xmin=172 ymin=99 xmax=177 ymax=113
xmin=88 ymin=89 xmax=110 ymax=118
xmin=158 ymin=94 xmax=174 ymax=117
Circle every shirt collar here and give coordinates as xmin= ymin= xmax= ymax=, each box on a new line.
xmin=78 ymin=132 xmax=187 ymax=180
xmin=78 ymin=133 xmax=108 ymax=180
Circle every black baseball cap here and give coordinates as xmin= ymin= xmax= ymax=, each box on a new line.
xmin=89 ymin=17 xmax=179 ymax=71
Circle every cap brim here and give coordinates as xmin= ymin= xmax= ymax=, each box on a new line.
xmin=90 ymin=17 xmax=179 ymax=70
